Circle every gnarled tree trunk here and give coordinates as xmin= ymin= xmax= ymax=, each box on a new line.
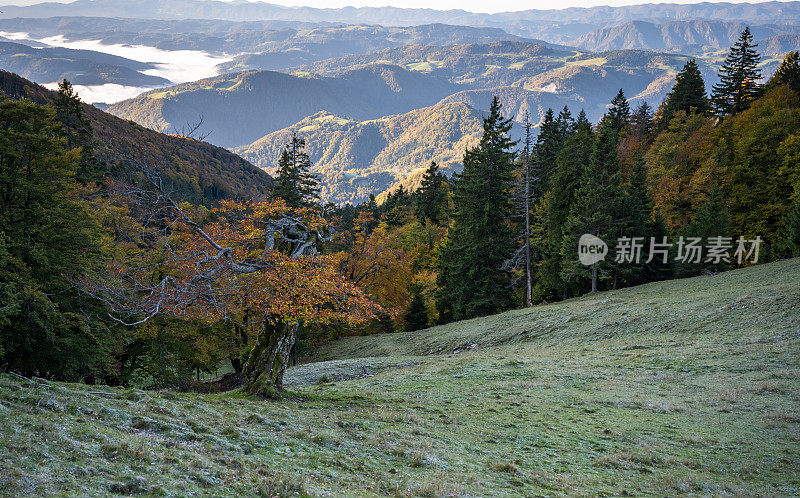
xmin=241 ymin=318 xmax=298 ymax=398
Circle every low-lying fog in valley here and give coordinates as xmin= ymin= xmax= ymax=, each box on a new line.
xmin=0 ymin=31 xmax=231 ymax=103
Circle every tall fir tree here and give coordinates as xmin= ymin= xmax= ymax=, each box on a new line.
xmin=272 ymin=134 xmax=320 ymax=209
xmin=660 ymin=59 xmax=710 ymax=127
xmin=532 ymin=108 xmax=564 ymax=192
xmin=786 ymin=188 xmax=800 ymax=257
xmin=413 ymin=161 xmax=447 ymax=225
xmin=606 ymin=89 xmax=631 ymax=133
xmin=767 ymin=50 xmax=800 ymax=95
xmin=631 ymin=101 xmax=654 ymax=137
xmin=681 ymin=185 xmax=731 ymax=274
xmin=711 ymin=27 xmax=763 ymax=115
xmin=536 ymin=110 xmax=594 ymax=299
xmin=617 ymin=154 xmax=669 ymax=285
xmin=559 ymin=123 xmax=625 ymax=295
xmin=52 ymin=79 xmax=101 ymax=182
xmin=404 ymin=284 xmax=428 ymax=331
xmin=436 ymin=97 xmax=517 ymax=321
xmin=555 ymin=106 xmax=574 ymax=138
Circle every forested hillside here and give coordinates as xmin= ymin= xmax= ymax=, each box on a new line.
xmin=0 ymin=41 xmax=170 ymax=87
xmin=574 ymin=20 xmax=800 ymax=53
xmin=235 ymin=102 xmax=484 ymax=204
xmin=0 ymin=70 xmax=272 ymax=205
xmin=108 ymin=65 xmax=460 ymax=148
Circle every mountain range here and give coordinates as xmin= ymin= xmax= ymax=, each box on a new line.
xmin=5 ymin=1 xmax=800 ymax=38
xmin=0 ymin=40 xmax=170 ymax=87
xmin=2 ymin=0 xmax=799 ymax=204
xmin=107 ymin=65 xmax=461 ymax=148
xmin=234 ymin=101 xmax=485 ymax=204
xmin=573 ymin=20 xmax=800 ymax=54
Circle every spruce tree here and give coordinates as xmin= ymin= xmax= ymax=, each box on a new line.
xmin=556 ymin=106 xmax=574 ymax=138
xmin=631 ymin=101 xmax=654 ymax=136
xmin=617 ymin=154 xmax=669 ymax=285
xmin=533 ymin=108 xmax=563 ymax=191
xmin=436 ymin=97 xmax=516 ymax=321
xmin=413 ymin=161 xmax=447 ymax=224
xmin=606 ymin=89 xmax=631 ymax=133
xmin=711 ymin=27 xmax=763 ymax=115
xmin=273 ymin=134 xmax=320 ymax=209
xmin=404 ymin=284 xmax=428 ymax=331
xmin=559 ymin=123 xmax=625 ymax=295
xmin=660 ymin=59 xmax=710 ymax=126
xmin=787 ymin=190 xmax=800 ymax=257
xmin=767 ymin=50 xmax=800 ymax=95
xmin=536 ymin=111 xmax=594 ymax=299
xmin=363 ymin=194 xmax=380 ymax=229
xmin=681 ymin=185 xmax=731 ymax=274
xmin=52 ymin=79 xmax=101 ymax=182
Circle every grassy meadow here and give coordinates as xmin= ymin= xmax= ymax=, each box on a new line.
xmin=1 ymin=259 xmax=799 ymax=496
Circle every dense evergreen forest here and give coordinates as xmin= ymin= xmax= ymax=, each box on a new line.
xmin=1 ymin=30 xmax=798 ymax=395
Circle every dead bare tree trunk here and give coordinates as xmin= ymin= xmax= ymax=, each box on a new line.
xmin=523 ymin=114 xmax=533 ymax=308
xmin=241 ymin=318 xmax=298 ymax=397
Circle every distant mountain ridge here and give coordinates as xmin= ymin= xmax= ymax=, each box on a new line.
xmin=5 ymin=1 xmax=800 ymax=29
xmin=295 ymin=43 xmax=700 ymax=121
xmin=0 ymin=40 xmax=170 ymax=87
xmin=574 ymin=20 xmax=800 ymax=53
xmin=234 ymin=101 xmax=485 ymax=205
xmin=108 ymin=64 xmax=462 ymax=148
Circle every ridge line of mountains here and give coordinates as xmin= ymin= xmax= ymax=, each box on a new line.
xmin=3 ymin=1 xmax=799 ymax=204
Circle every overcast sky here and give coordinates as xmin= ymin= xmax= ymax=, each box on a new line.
xmin=0 ymin=0 xmax=785 ymax=14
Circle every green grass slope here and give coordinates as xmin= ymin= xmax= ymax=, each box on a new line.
xmin=1 ymin=259 xmax=798 ymax=496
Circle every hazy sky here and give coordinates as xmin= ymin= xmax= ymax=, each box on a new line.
xmin=0 ymin=0 xmax=785 ymax=14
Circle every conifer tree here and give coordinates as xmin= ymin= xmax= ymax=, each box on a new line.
xmin=533 ymin=108 xmax=563 ymax=191
xmin=363 ymin=194 xmax=380 ymax=230
xmin=617 ymin=154 xmax=669 ymax=285
xmin=384 ymin=184 xmax=413 ymax=227
xmin=559 ymin=123 xmax=625 ymax=294
xmin=631 ymin=101 xmax=654 ymax=136
xmin=786 ymin=190 xmax=800 ymax=257
xmin=711 ymin=27 xmax=763 ymax=115
xmin=606 ymin=89 xmax=631 ymax=133
xmin=556 ymin=106 xmax=574 ymax=138
xmin=404 ymin=284 xmax=428 ymax=331
xmin=681 ymin=185 xmax=731 ymax=274
xmin=535 ymin=111 xmax=595 ymax=299
xmin=660 ymin=59 xmax=710 ymax=126
xmin=413 ymin=161 xmax=447 ymax=224
xmin=436 ymin=97 xmax=516 ymax=321
xmin=272 ymin=134 xmax=320 ymax=209
xmin=767 ymin=50 xmax=800 ymax=95
xmin=52 ymin=79 xmax=100 ymax=182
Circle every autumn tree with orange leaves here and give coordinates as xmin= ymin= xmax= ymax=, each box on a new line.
xmin=85 ymin=169 xmax=379 ymax=397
